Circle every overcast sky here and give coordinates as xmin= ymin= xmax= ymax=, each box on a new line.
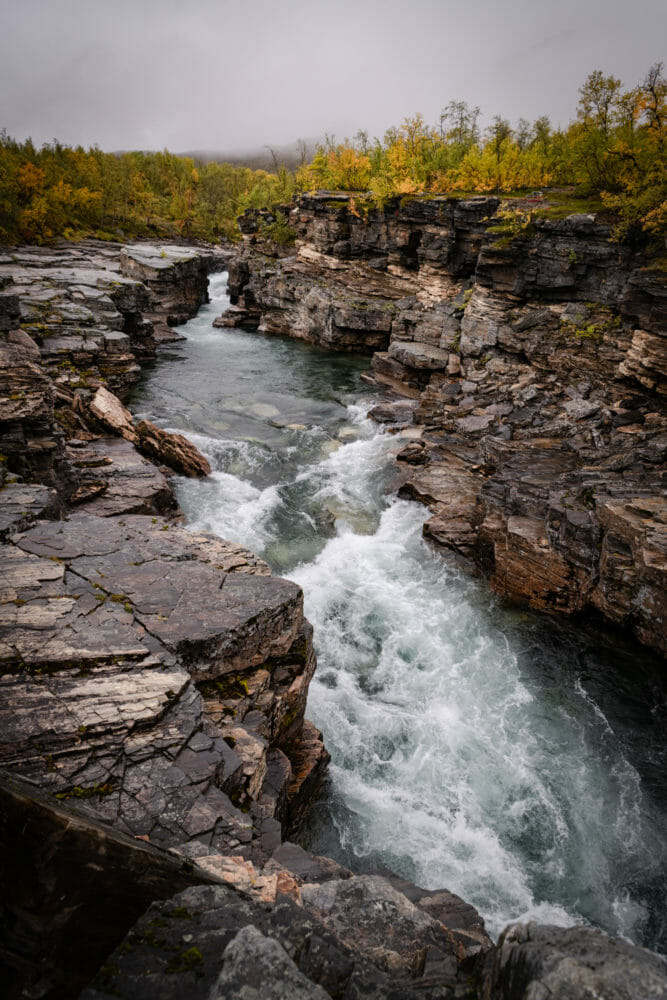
xmin=1 ymin=0 xmax=664 ymax=155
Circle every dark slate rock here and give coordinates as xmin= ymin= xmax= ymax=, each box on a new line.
xmin=211 ymin=924 xmax=330 ymax=999
xmin=482 ymin=922 xmax=667 ymax=1000
xmin=79 ymin=883 xmax=426 ymax=1000
xmin=0 ymin=770 xmax=213 ymax=1000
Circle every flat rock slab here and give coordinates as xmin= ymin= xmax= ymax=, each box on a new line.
xmin=67 ymin=437 xmax=175 ymax=517
xmin=0 ymin=482 xmax=60 ymax=540
xmin=9 ymin=513 xmax=302 ymax=677
xmin=389 ymin=340 xmax=452 ymax=370
xmin=0 ymin=511 xmax=309 ymax=865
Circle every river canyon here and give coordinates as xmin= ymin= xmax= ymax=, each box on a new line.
xmin=0 ymin=193 xmax=666 ymax=999
xmin=134 ymin=271 xmax=667 ymax=954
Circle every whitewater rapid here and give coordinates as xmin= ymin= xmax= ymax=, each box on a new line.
xmin=131 ymin=272 xmax=667 ymax=950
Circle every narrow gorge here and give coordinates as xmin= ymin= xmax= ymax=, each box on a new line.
xmin=0 ymin=193 xmax=665 ymax=1000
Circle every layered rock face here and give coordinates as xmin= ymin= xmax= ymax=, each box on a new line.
xmin=228 ymin=194 xmax=666 ymax=655
xmin=0 ymin=241 xmax=230 ymax=495
xmin=0 ymin=243 xmax=327 ymax=858
xmin=1 ymin=239 xmax=511 ymax=1000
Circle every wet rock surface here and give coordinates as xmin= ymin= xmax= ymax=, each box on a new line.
xmin=231 ymin=194 xmax=666 ymax=655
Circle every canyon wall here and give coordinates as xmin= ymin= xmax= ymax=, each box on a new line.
xmin=227 ymin=193 xmax=666 ymax=656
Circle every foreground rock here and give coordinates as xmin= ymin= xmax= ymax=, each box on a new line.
xmin=0 ymin=513 xmax=327 ymax=861
xmin=0 ymin=770 xmax=214 ymax=998
xmin=1 ymin=770 xmax=495 ymax=999
xmin=229 ymin=193 xmax=666 ymax=655
xmin=0 ymin=240 xmax=333 ymax=997
xmin=79 ymin=880 xmax=482 ymax=1000
xmin=481 ymin=922 xmax=667 ymax=1000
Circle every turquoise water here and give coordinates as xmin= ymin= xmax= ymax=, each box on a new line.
xmin=132 ymin=272 xmax=667 ymax=951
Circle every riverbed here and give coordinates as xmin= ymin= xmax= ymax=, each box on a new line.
xmin=131 ymin=272 xmax=666 ymax=952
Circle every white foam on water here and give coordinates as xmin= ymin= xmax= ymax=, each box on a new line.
xmin=290 ymin=497 xmax=662 ymax=942
xmin=178 ymin=469 xmax=280 ymax=554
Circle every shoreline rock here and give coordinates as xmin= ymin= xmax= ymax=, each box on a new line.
xmin=0 ymin=240 xmax=337 ymax=996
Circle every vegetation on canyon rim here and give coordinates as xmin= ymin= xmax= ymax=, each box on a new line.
xmin=0 ymin=64 xmax=664 ymax=245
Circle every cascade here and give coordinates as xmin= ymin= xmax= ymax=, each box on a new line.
xmin=131 ymin=272 xmax=667 ymax=952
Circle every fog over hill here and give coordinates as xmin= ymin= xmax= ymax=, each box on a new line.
xmin=176 ymin=138 xmax=320 ymax=171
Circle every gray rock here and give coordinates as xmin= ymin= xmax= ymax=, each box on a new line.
xmin=79 ymin=882 xmax=417 ymax=1000
xmin=66 ymin=436 xmax=176 ymax=516
xmin=0 ymin=481 xmax=60 ymax=540
xmin=482 ymin=922 xmax=667 ymax=1000
xmin=211 ymin=924 xmax=330 ymax=999
xmin=0 ymin=770 xmax=214 ymax=1000
xmin=562 ymin=398 xmax=600 ymax=420
xmin=389 ymin=340 xmax=452 ymax=370
xmin=368 ymin=398 xmax=417 ymax=424
xmin=300 ymin=874 xmax=465 ymax=984
xmin=0 ymin=510 xmax=325 ymax=873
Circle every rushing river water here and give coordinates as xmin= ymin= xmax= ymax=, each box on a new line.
xmin=131 ymin=272 xmax=667 ymax=952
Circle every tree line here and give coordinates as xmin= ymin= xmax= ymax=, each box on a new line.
xmin=298 ymin=65 xmax=665 ymax=240
xmin=0 ymin=65 xmax=664 ymax=245
xmin=0 ymin=139 xmax=296 ymax=244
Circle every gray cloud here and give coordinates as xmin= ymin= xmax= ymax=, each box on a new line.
xmin=0 ymin=0 xmax=664 ymax=153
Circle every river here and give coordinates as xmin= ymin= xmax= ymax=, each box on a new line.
xmin=131 ymin=271 xmax=666 ymax=952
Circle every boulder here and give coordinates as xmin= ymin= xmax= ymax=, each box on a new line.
xmin=482 ymin=922 xmax=667 ymax=1000
xmin=134 ymin=419 xmax=211 ymax=478
xmin=89 ymin=386 xmax=137 ymax=442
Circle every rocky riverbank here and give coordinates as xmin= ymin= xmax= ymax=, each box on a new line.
xmin=0 ymin=242 xmax=336 ymax=996
xmin=227 ymin=193 xmax=666 ymax=656
xmin=0 ymin=237 xmax=665 ymax=999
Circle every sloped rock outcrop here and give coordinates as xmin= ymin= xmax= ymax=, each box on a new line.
xmin=0 ymin=512 xmax=326 ymax=859
xmin=79 ymin=880 xmax=482 ymax=1000
xmin=0 ymin=240 xmax=334 ymax=997
xmin=0 ymin=770 xmax=215 ymax=999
